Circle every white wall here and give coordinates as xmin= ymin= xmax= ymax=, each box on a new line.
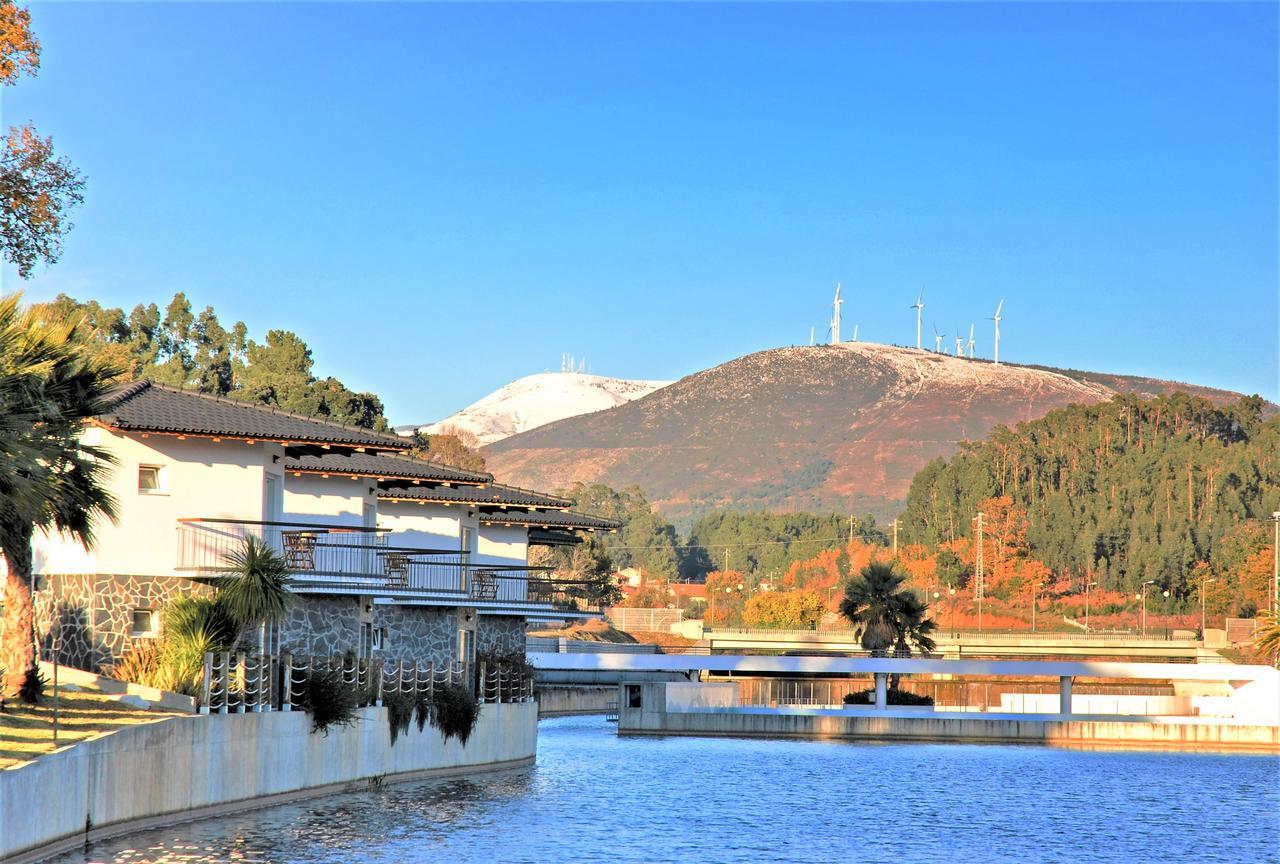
xmin=33 ymin=428 xmax=274 ymax=578
xmin=283 ymin=472 xmax=376 ymax=528
xmin=477 ymin=523 xmax=529 ymax=566
xmin=0 ymin=702 xmax=537 ymax=864
xmin=377 ymin=499 xmax=473 ymax=553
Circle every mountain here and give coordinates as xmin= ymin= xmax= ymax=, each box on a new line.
xmin=411 ymin=372 xmax=672 ymax=445
xmin=484 ymin=343 xmax=1262 ymax=523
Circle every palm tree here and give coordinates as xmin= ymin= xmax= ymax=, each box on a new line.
xmin=839 ymin=561 xmax=938 ymax=659
xmin=218 ymin=535 xmax=294 ymax=650
xmin=1253 ymin=611 xmax=1280 ymax=665
xmin=0 ymin=295 xmax=121 ymax=698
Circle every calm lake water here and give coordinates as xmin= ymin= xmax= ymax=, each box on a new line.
xmin=54 ymin=716 xmax=1280 ymax=864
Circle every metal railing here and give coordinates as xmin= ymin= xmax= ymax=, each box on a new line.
xmin=199 ymin=651 xmax=534 ymax=713
xmin=719 ymin=676 xmax=1178 ymax=712
xmin=703 ymin=627 xmax=1200 ymax=645
xmin=175 ymin=518 xmax=603 ymax=614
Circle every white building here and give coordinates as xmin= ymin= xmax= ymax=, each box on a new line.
xmin=31 ymin=381 xmax=617 ymax=673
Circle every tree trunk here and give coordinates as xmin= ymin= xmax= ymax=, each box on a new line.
xmin=1 ymin=521 xmax=36 ymax=698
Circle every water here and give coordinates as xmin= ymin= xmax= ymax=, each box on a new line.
xmin=53 ymin=717 xmax=1280 ymax=864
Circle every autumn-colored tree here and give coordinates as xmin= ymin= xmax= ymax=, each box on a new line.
xmin=704 ymin=570 xmax=748 ymax=627
xmin=978 ymin=496 xmax=1030 ymax=597
xmin=409 ymin=427 xmax=487 ymax=473
xmin=0 ymin=4 xmax=83 ymax=277
xmin=743 ymin=589 xmax=826 ymax=629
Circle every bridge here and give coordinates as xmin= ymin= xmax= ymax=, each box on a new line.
xmin=700 ymin=628 xmax=1222 ymax=662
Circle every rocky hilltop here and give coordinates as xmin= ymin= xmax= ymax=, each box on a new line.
xmin=484 ymin=343 xmax=1257 ymax=522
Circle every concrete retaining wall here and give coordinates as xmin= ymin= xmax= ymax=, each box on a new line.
xmin=618 ymin=683 xmax=1280 ymax=752
xmin=620 ymin=706 xmax=1280 ymax=751
xmin=535 ymin=685 xmax=615 ymax=716
xmin=1 ymin=701 xmax=536 ymax=864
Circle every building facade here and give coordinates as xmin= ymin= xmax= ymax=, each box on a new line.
xmin=29 ymin=380 xmax=617 ymax=673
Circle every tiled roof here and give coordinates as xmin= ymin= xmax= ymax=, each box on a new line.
xmin=98 ymin=380 xmax=409 ymax=450
xmin=478 ymin=509 xmax=620 ymax=531
xmin=285 ymin=452 xmax=491 ymax=485
xmin=377 ymin=482 xmax=574 ymax=509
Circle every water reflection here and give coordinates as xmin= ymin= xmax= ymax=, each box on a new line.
xmin=54 ymin=716 xmax=1280 ymax=864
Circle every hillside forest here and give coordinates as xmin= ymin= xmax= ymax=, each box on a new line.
xmin=565 ymin=394 xmax=1279 ymax=632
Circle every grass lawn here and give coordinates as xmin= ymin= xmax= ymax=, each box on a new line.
xmin=0 ymin=687 xmax=181 ymax=769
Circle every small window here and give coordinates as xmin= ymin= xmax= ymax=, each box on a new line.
xmin=138 ymin=465 xmax=164 ymax=494
xmin=626 ymin=684 xmax=643 ymax=709
xmin=131 ymin=609 xmax=159 ymax=637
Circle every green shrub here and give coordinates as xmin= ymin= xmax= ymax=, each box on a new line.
xmin=298 ymin=667 xmax=358 ymax=735
xmin=19 ymin=665 xmax=46 ymax=705
xmin=430 ymin=682 xmax=479 ymax=745
xmin=842 ymin=687 xmax=934 ymax=707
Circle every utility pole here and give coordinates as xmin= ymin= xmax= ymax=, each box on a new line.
xmin=891 ymin=519 xmax=899 ymax=557
xmin=974 ymin=512 xmax=985 ymax=632
xmin=848 ymin=514 xmax=854 ymax=546
xmin=1200 ymin=575 xmax=1216 ymax=638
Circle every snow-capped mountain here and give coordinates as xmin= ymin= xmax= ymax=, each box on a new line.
xmin=411 ymin=372 xmax=672 ymax=445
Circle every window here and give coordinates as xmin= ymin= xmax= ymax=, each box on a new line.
xmin=131 ymin=609 xmax=159 ymax=637
xmin=138 ymin=465 xmax=164 ymax=494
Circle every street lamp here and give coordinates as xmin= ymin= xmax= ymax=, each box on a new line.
xmin=1138 ymin=580 xmax=1155 ymax=636
xmin=1271 ymin=512 xmax=1280 ymax=616
xmin=1162 ymin=589 xmax=1171 ymax=640
xmin=1084 ymin=581 xmax=1098 ymax=632
xmin=1200 ymin=576 xmax=1216 ymax=638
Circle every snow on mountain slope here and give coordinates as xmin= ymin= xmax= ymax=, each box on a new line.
xmin=417 ymin=372 xmax=673 ymax=445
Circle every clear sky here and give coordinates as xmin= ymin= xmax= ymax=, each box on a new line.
xmin=3 ymin=2 xmax=1276 ymax=424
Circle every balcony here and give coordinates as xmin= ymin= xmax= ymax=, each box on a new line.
xmin=174 ymin=518 xmax=601 ymax=616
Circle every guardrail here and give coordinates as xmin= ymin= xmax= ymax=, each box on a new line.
xmin=703 ymin=627 xmax=1199 ymax=645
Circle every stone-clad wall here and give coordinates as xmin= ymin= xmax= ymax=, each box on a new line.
xmin=277 ymin=596 xmax=363 ymax=658
xmin=375 ymin=605 xmax=457 ymax=666
xmin=34 ymin=575 xmax=209 ymax=672
xmin=277 ymin=597 xmax=460 ymax=666
xmin=477 ymin=616 xmax=526 ymax=656
xmin=34 ymin=575 xmax=499 ymax=673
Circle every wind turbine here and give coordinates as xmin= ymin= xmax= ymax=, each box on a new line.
xmin=911 ymin=291 xmax=925 ymax=350
xmin=989 ymin=300 xmax=1004 ymax=365
xmin=955 ymin=328 xmax=964 ymax=357
xmin=852 ymin=324 xmax=859 ymax=342
xmin=830 ymin=283 xmax=843 ymax=344
xmin=966 ymin=324 xmax=975 ymax=358
xmin=809 ymin=326 xmax=815 ymax=347
xmin=933 ymin=324 xmax=944 ymax=353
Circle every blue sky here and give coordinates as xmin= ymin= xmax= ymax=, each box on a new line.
xmin=3 ymin=2 xmax=1276 ymax=424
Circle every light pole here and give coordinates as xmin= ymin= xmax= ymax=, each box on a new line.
xmin=1200 ymin=576 xmax=1216 ymax=638
xmin=1162 ymin=589 xmax=1171 ymax=640
xmin=948 ymin=587 xmax=956 ymax=637
xmin=1271 ymin=512 xmax=1279 ymax=616
xmin=1139 ymin=580 xmax=1155 ymax=636
xmin=1084 ymin=581 xmax=1098 ymax=632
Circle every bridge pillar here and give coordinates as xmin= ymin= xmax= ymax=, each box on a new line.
xmin=1060 ymin=675 xmax=1074 ymax=715
xmin=874 ymin=673 xmax=887 ymax=709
